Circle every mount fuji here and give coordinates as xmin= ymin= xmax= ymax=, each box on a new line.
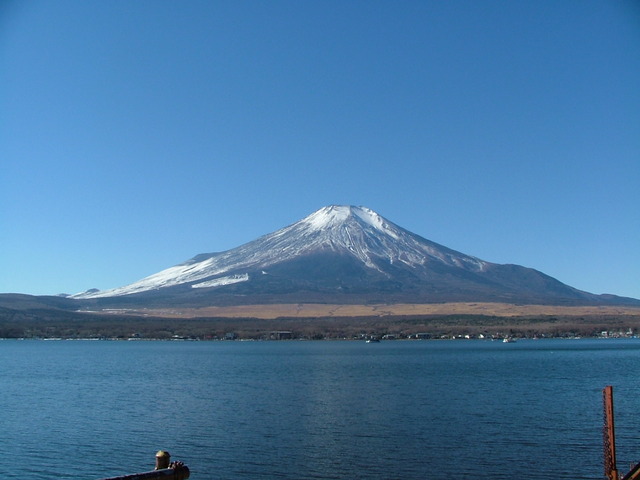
xmin=71 ymin=205 xmax=637 ymax=307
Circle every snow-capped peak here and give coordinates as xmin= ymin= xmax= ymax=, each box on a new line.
xmin=73 ymin=205 xmax=488 ymax=299
xmin=301 ymin=205 xmax=399 ymax=239
xmin=302 ymin=205 xmax=353 ymax=230
xmin=66 ymin=205 xmax=633 ymax=306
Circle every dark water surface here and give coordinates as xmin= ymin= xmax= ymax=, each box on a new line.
xmin=2 ymin=338 xmax=640 ymax=479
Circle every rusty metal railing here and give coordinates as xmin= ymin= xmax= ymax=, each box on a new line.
xmin=603 ymin=386 xmax=640 ymax=480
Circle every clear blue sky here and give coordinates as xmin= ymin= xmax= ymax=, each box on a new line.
xmin=1 ymin=0 xmax=639 ymax=299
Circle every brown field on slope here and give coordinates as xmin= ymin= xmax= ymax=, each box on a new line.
xmin=98 ymin=302 xmax=640 ymax=319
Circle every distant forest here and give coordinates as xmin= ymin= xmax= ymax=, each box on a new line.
xmin=0 ymin=308 xmax=638 ymax=340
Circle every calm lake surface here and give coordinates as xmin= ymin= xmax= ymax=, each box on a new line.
xmin=2 ymin=338 xmax=640 ymax=479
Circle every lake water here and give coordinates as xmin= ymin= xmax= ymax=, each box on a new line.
xmin=2 ymin=338 xmax=640 ymax=479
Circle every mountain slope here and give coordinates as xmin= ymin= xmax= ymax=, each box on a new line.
xmin=72 ymin=205 xmax=638 ymax=306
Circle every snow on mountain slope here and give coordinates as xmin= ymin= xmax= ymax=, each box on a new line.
xmin=73 ymin=205 xmax=489 ymax=299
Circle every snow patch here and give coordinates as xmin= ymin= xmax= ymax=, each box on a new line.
xmin=72 ymin=257 xmax=231 ymax=298
xmin=191 ymin=274 xmax=249 ymax=289
xmin=352 ymin=206 xmax=400 ymax=240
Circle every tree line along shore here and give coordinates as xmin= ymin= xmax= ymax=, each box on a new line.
xmin=1 ymin=309 xmax=639 ymax=340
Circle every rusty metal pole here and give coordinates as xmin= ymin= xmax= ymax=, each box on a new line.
xmin=603 ymin=386 xmax=619 ymax=480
